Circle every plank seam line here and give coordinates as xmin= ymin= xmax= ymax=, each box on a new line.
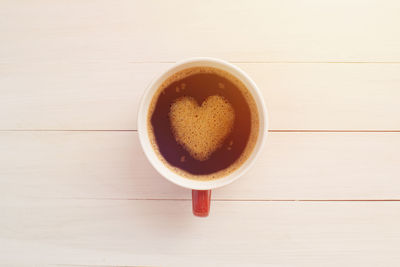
xmin=31 ymin=198 xmax=400 ymax=202
xmin=3 ymin=61 xmax=400 ymax=64
xmin=0 ymin=130 xmax=400 ymax=133
xmin=125 ymin=61 xmax=400 ymax=64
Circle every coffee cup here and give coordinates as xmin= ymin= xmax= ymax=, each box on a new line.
xmin=138 ymin=57 xmax=268 ymax=217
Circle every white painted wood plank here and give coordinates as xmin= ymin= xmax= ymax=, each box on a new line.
xmin=1 ymin=131 xmax=399 ymax=200
xmin=1 ymin=0 xmax=400 ymax=62
xmin=1 ymin=199 xmax=399 ymax=266
xmin=1 ymin=63 xmax=400 ymax=130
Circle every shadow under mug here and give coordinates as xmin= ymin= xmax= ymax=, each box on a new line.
xmin=138 ymin=57 xmax=268 ymax=217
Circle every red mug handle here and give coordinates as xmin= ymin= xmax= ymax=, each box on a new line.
xmin=192 ymin=190 xmax=211 ymax=217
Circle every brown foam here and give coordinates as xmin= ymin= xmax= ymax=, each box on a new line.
xmin=148 ymin=66 xmax=260 ymax=181
xmin=169 ymin=95 xmax=235 ymax=161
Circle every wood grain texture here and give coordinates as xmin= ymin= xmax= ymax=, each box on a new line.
xmin=1 ymin=63 xmax=400 ymax=130
xmin=1 ymin=199 xmax=400 ymax=266
xmin=1 ymin=0 xmax=400 ymax=62
xmin=2 ymin=0 xmax=400 ymax=265
xmin=1 ymin=131 xmax=399 ymax=200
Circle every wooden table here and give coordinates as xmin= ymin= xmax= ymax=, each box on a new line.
xmin=1 ymin=0 xmax=400 ymax=266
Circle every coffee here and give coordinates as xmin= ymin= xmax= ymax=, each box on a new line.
xmin=148 ymin=66 xmax=259 ymax=180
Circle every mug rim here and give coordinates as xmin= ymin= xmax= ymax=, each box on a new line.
xmin=137 ymin=57 xmax=268 ymax=190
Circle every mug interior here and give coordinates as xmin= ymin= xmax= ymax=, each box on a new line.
xmin=137 ymin=58 xmax=268 ymax=190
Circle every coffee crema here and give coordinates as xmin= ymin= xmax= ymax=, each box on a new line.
xmin=148 ymin=66 xmax=259 ymax=180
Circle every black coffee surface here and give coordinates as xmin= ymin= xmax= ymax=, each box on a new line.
xmin=150 ymin=70 xmax=252 ymax=175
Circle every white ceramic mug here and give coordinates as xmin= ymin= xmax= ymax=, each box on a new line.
xmin=137 ymin=57 xmax=268 ymax=217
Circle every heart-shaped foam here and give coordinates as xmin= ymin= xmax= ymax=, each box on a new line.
xmin=169 ymin=95 xmax=235 ymax=161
